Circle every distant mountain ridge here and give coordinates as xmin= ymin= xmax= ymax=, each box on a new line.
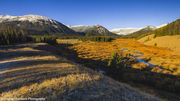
xmin=0 ymin=15 xmax=77 ymax=35
xmin=1 ymin=15 xmax=178 ymax=38
xmin=125 ymin=19 xmax=180 ymax=39
xmin=125 ymin=26 xmax=157 ymax=38
xmin=70 ymin=25 xmax=116 ymax=36
xmin=111 ymin=24 xmax=167 ymax=35
xmin=110 ymin=28 xmax=141 ymax=35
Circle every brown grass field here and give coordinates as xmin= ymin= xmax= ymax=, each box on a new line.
xmin=66 ymin=38 xmax=180 ymax=75
xmin=54 ymin=38 xmax=180 ymax=100
xmin=0 ymin=44 xmax=163 ymax=101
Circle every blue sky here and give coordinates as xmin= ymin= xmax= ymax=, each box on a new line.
xmin=0 ymin=0 xmax=180 ymax=29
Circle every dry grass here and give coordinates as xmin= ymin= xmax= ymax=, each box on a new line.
xmin=69 ymin=38 xmax=180 ymax=75
xmin=57 ymin=39 xmax=81 ymax=44
xmin=1 ymin=73 xmax=100 ymax=100
xmin=0 ymin=44 xmax=161 ymax=101
xmin=139 ymin=35 xmax=180 ymax=52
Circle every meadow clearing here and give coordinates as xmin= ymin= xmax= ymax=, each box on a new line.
xmin=55 ymin=38 xmax=180 ymax=99
xmin=0 ymin=43 xmax=161 ymax=101
xmin=63 ymin=38 xmax=180 ymax=75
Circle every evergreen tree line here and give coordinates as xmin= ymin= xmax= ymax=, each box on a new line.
xmin=79 ymin=36 xmax=114 ymax=42
xmin=0 ymin=27 xmax=58 ymax=45
xmin=154 ymin=19 xmax=180 ymax=36
xmin=29 ymin=35 xmax=58 ymax=45
xmin=0 ymin=27 xmax=28 ymax=45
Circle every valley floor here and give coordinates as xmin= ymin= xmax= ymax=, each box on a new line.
xmin=0 ymin=43 xmax=161 ymax=101
xmin=55 ymin=38 xmax=180 ymax=100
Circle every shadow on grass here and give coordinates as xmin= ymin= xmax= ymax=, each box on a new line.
xmin=34 ymin=44 xmax=109 ymax=72
xmin=0 ymin=70 xmax=85 ymax=93
xmin=0 ymin=45 xmax=78 ymax=93
xmin=0 ymin=59 xmax=84 ymax=93
xmin=0 ymin=59 xmax=61 ymax=70
xmin=0 ymin=50 xmax=52 ymax=61
xmin=1 ymin=72 xmax=159 ymax=101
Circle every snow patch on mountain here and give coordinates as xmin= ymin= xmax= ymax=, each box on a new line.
xmin=0 ymin=15 xmax=77 ymax=35
xmin=0 ymin=15 xmax=56 ymax=23
xmin=156 ymin=24 xmax=167 ymax=28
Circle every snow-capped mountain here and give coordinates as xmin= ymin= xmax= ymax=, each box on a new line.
xmin=110 ymin=28 xmax=142 ymax=35
xmin=0 ymin=15 xmax=53 ymax=23
xmin=156 ymin=24 xmax=168 ymax=28
xmin=70 ymin=25 xmax=116 ymax=36
xmin=0 ymin=15 xmax=77 ymax=35
xmin=142 ymin=25 xmax=156 ymax=31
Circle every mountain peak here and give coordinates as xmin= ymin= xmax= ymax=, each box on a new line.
xmin=70 ymin=24 xmax=115 ymax=36
xmin=0 ymin=14 xmax=77 ymax=35
xmin=143 ymin=25 xmax=156 ymax=30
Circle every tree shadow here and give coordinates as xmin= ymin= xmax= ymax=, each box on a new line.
xmin=0 ymin=45 xmax=79 ymax=93
xmin=34 ymin=44 xmax=109 ymax=72
xmin=1 ymin=71 xmax=160 ymax=101
xmin=0 ymin=50 xmax=52 ymax=61
xmin=0 ymin=58 xmax=86 ymax=93
xmin=0 ymin=58 xmax=61 ymax=70
xmin=0 ymin=70 xmax=85 ymax=93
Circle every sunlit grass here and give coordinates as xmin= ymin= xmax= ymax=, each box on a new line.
xmin=70 ymin=38 xmax=180 ymax=75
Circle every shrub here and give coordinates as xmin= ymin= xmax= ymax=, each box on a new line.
xmin=154 ymin=43 xmax=157 ymax=46
xmin=153 ymin=34 xmax=157 ymax=38
xmin=108 ymin=52 xmax=124 ymax=69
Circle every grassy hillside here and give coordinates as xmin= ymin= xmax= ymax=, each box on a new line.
xmin=137 ymin=19 xmax=180 ymax=51
xmin=139 ymin=34 xmax=180 ymax=52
